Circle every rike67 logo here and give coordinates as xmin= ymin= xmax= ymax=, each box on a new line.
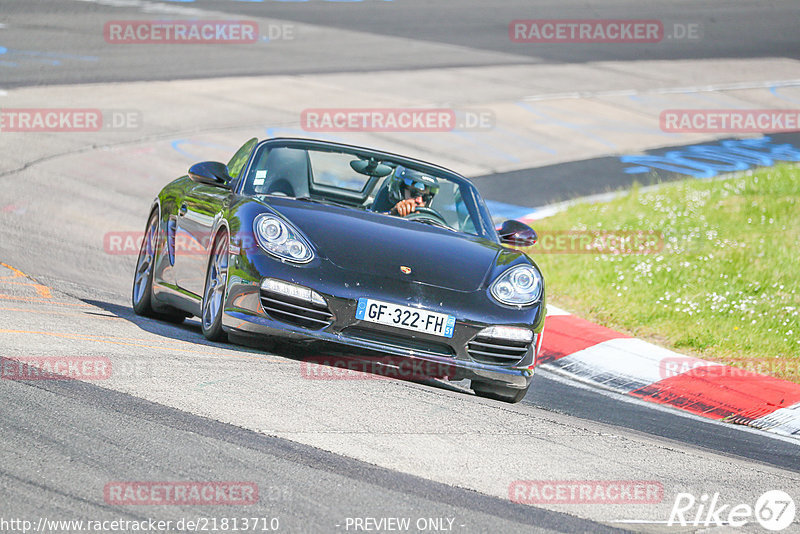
xmin=669 ymin=490 xmax=796 ymax=531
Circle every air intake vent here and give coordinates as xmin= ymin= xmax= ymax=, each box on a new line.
xmin=259 ymin=290 xmax=333 ymax=330
xmin=467 ymin=335 xmax=530 ymax=366
xmin=342 ymin=327 xmax=455 ymax=358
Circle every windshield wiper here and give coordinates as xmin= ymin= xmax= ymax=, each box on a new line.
xmin=294 ymin=196 xmax=357 ymax=209
xmin=292 ymin=196 xmax=327 ymax=204
xmin=412 ymin=218 xmax=457 ymax=232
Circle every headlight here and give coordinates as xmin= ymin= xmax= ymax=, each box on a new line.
xmin=254 ymin=214 xmax=313 ymax=263
xmin=490 ymin=265 xmax=542 ymax=306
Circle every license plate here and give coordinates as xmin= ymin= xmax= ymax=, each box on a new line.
xmin=355 ymin=298 xmax=455 ymax=338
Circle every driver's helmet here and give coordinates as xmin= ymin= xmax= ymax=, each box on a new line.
xmin=387 ymin=166 xmax=440 ymax=207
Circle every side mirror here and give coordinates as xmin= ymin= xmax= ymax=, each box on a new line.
xmin=188 ymin=161 xmax=232 ymax=188
xmin=498 ymin=220 xmax=537 ymax=247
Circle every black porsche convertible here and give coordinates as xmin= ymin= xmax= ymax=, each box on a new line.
xmin=132 ymin=137 xmax=545 ymax=402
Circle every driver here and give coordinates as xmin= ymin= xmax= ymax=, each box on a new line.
xmin=381 ymin=166 xmax=440 ymax=217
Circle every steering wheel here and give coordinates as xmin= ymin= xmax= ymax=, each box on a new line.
xmin=405 ymin=207 xmax=450 ymax=228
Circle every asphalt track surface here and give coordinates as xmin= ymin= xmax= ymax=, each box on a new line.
xmin=1 ymin=0 xmax=799 ymax=86
xmin=1 ymin=1 xmax=800 ymax=533
xmin=1 ymin=358 xmax=621 ymax=534
xmin=472 ymin=132 xmax=800 ymax=207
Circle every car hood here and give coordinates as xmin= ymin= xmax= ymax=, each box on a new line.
xmin=265 ymin=198 xmax=507 ymax=292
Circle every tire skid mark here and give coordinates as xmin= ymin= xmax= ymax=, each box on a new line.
xmin=0 ymin=328 xmax=284 ymax=363
xmin=0 ymin=294 xmax=93 ymax=307
xmin=0 ymin=306 xmax=124 ymax=319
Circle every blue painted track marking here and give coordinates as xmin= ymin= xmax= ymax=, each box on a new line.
xmin=264 ymin=127 xmax=347 ymax=142
xmin=450 ymin=131 xmax=519 ymax=163
xmin=170 ymin=139 xmax=235 ymax=161
xmin=492 ymin=126 xmax=556 ymax=155
xmin=621 ymin=137 xmax=800 ymax=178
xmin=484 ymin=200 xmax=537 ymax=221
xmin=516 ymin=101 xmax=617 ymax=150
xmin=0 ymin=47 xmax=97 ymax=68
xmin=770 ymin=85 xmax=800 ymax=105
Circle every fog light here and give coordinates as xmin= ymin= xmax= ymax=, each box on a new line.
xmin=478 ymin=325 xmax=534 ymax=343
xmin=261 ymin=278 xmax=326 ymax=306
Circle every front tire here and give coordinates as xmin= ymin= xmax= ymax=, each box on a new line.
xmin=471 ymin=380 xmax=530 ymax=403
xmin=132 ymin=210 xmax=186 ymax=324
xmin=201 ymin=231 xmax=229 ymax=342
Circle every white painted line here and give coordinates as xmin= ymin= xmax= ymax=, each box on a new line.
xmin=544 ymin=337 xmax=719 ymax=394
xmin=520 ymin=162 xmax=800 ymax=222
xmin=545 ymin=305 xmax=571 ymax=316
xmin=74 ymin=0 xmax=213 ymax=17
xmin=523 ymin=79 xmax=800 ymax=102
xmin=74 ymin=0 xmax=142 ymax=7
xmin=522 ymin=191 xmax=625 ymax=221
xmin=537 ymin=366 xmax=800 ymax=444
xmin=608 ymin=520 xmax=748 ymax=526
xmin=751 ymin=401 xmax=800 ymax=436
xmin=541 ymin=332 xmax=800 ymax=441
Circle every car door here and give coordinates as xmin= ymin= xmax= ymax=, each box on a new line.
xmin=173 ymin=138 xmax=258 ymax=298
xmin=174 ymin=183 xmax=229 ymax=298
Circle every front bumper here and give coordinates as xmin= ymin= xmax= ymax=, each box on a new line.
xmin=223 ymin=312 xmax=534 ymax=388
xmin=221 ymin=274 xmax=543 ymax=390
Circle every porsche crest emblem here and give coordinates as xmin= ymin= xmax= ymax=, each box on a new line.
xmin=400 ymin=266 xmax=412 ymax=275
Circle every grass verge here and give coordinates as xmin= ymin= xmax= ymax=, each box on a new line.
xmin=526 ymin=163 xmax=800 ymax=383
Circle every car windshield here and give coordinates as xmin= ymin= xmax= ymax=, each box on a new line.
xmin=240 ymin=144 xmax=492 ymax=238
